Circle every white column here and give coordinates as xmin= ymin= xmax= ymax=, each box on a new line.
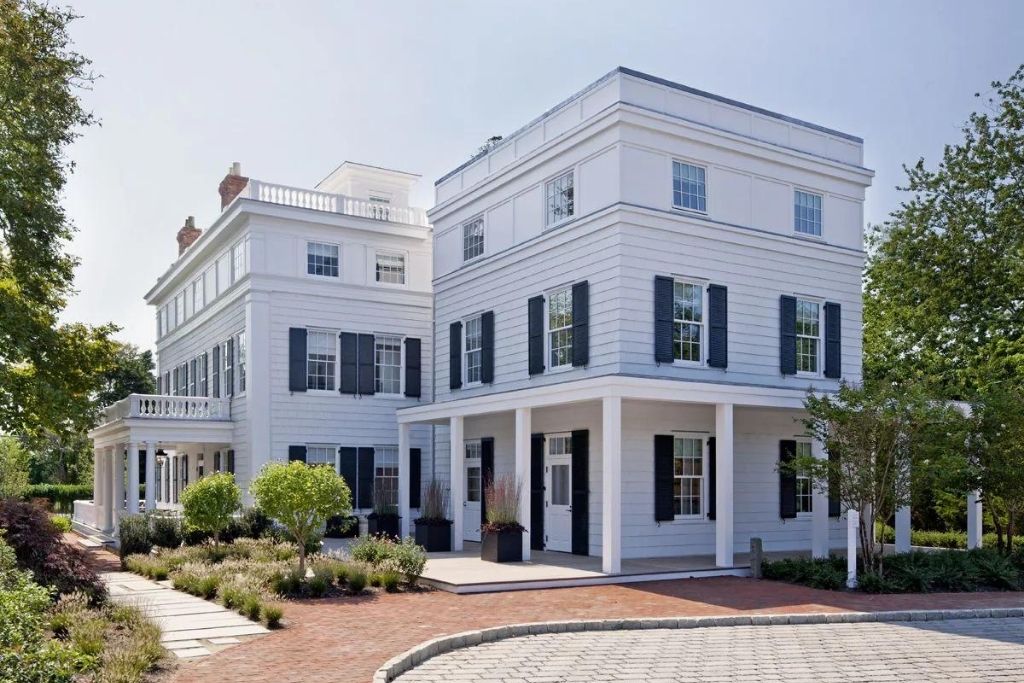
xmin=92 ymin=449 xmax=103 ymax=528
xmin=515 ymin=407 xmax=533 ymax=562
xmin=398 ymin=423 xmax=411 ymax=539
xmin=715 ymin=403 xmax=734 ymax=567
xmin=170 ymin=454 xmax=177 ymax=505
xmin=846 ymin=509 xmax=859 ymax=588
xmin=602 ymin=396 xmax=622 ymax=574
xmin=111 ymin=446 xmax=125 ymax=532
xmin=145 ymin=443 xmax=156 ymax=511
xmin=895 ymin=506 xmax=912 ymax=553
xmin=811 ymin=439 xmax=830 ymax=558
xmin=450 ymin=417 xmax=465 ymax=552
xmin=99 ymin=450 xmax=112 ymax=531
xmin=245 ymin=293 xmax=272 ymax=504
xmin=967 ymin=490 xmax=983 ymax=549
xmin=127 ymin=441 xmax=140 ymax=513
xmin=163 ymin=457 xmax=170 ymax=504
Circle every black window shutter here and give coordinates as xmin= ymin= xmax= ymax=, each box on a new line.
xmin=707 ymin=437 xmax=717 ymax=520
xmin=289 ymin=328 xmax=307 ymax=392
xmin=449 ymin=322 xmax=462 ymax=390
xmin=480 ymin=438 xmax=494 ymax=527
xmin=339 ymin=332 xmax=358 ymax=394
xmin=779 ymin=440 xmax=797 ymax=519
xmin=654 ymin=435 xmax=675 ymax=521
xmin=183 ymin=454 xmax=189 ymax=486
xmin=338 ymin=447 xmax=357 ymax=501
xmin=288 ymin=445 xmax=307 ymax=462
xmin=654 ymin=276 xmax=675 ymax=364
xmin=708 ymin=284 xmax=728 ymax=368
xmin=211 ymin=346 xmax=220 ymax=398
xmin=409 ymin=448 xmax=422 ymax=508
xmin=172 ymin=367 xmax=178 ymax=395
xmin=213 ymin=451 xmax=221 ymax=472
xmin=570 ymin=429 xmax=589 ymax=555
xmin=404 ymin=338 xmax=421 ymax=398
xmin=528 ymin=296 xmax=545 ymax=375
xmin=530 ymin=433 xmax=545 ymax=549
xmin=181 ymin=363 xmax=188 ymax=396
xmin=202 ymin=353 xmax=209 ymax=396
xmin=164 ymin=372 xmax=170 ymax=396
xmin=357 ymin=334 xmax=376 ymax=395
xmin=480 ymin=311 xmax=495 ymax=384
xmin=780 ymin=295 xmax=797 ymax=375
xmin=226 ymin=338 xmax=234 ymax=396
xmin=824 ymin=302 xmax=842 ymax=379
xmin=828 ymin=448 xmax=841 ymax=517
xmin=357 ymin=447 xmax=375 ymax=509
xmin=572 ymin=281 xmax=589 ymax=367
xmin=190 ymin=359 xmax=197 ymax=394
xmin=226 ymin=450 xmax=235 ymax=475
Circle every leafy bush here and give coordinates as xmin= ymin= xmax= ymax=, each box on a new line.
xmin=118 ymin=513 xmax=153 ymax=564
xmin=350 ymin=534 xmax=427 ymax=586
xmin=876 ymin=523 xmax=1024 ymax=550
xmin=236 ymin=506 xmax=273 ymax=539
xmin=351 ymin=534 xmax=392 ymax=566
xmin=149 ymin=513 xmax=182 ymax=549
xmin=50 ymin=514 xmax=72 ymax=533
xmin=968 ymin=548 xmax=1019 ymax=590
xmin=390 ymin=537 xmax=427 ymax=586
xmin=324 ymin=514 xmax=358 ymax=539
xmin=180 ymin=473 xmax=242 ymax=547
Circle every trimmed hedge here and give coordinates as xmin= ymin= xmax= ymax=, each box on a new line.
xmin=21 ymin=484 xmax=92 ymax=513
xmin=877 ymin=523 xmax=1024 ymax=550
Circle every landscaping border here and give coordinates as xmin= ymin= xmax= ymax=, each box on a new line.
xmin=373 ymin=607 xmax=1024 ymax=682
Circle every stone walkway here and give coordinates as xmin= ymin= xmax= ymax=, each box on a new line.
xmin=104 ymin=570 xmax=269 ymax=659
xmin=394 ymin=617 xmax=1024 ymax=682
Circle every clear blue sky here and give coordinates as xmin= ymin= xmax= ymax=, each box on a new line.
xmin=60 ymin=0 xmax=1023 ymax=351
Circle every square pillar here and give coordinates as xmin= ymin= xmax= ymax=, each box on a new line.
xmin=450 ymin=417 xmax=465 ymax=552
xmin=967 ymin=490 xmax=983 ymax=549
xmin=811 ymin=439 xmax=830 ymax=558
xmin=111 ymin=446 xmax=125 ymax=533
xmin=145 ymin=443 xmax=156 ymax=511
xmin=515 ymin=407 xmax=532 ymax=562
xmin=398 ymin=423 xmax=411 ymax=538
xmin=895 ymin=506 xmax=912 ymax=553
xmin=714 ymin=403 xmax=734 ymax=567
xmin=127 ymin=441 xmax=140 ymax=513
xmin=602 ymin=396 xmax=622 ymax=574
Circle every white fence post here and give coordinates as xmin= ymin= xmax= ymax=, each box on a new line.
xmin=846 ymin=509 xmax=859 ymax=589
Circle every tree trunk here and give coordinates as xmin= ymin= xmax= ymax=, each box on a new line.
xmin=298 ymin=539 xmax=307 ymax=575
xmin=1007 ymin=509 xmax=1015 ymax=555
xmin=992 ymin=503 xmax=1006 ymax=552
xmin=214 ymin=530 xmax=220 ymax=550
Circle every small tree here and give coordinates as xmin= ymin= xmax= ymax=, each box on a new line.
xmin=250 ymin=461 xmax=351 ymax=574
xmin=180 ymin=472 xmax=241 ymax=548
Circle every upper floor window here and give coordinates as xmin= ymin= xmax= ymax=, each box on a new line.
xmin=545 ymin=171 xmax=574 ymax=227
xmin=374 ymin=446 xmax=399 ymax=507
xmin=463 ymin=217 xmax=484 ymax=262
xmin=306 ymin=445 xmax=336 ymax=468
xmin=174 ymin=293 xmax=184 ymax=327
xmin=231 ymin=238 xmax=249 ymax=282
xmin=236 ymin=331 xmax=247 ymax=393
xmin=375 ymin=252 xmax=406 ymax=285
xmin=216 ymin=254 xmax=231 ymax=296
xmin=193 ymin=276 xmax=205 ymax=314
xmin=307 ymin=241 xmax=339 ymax=278
xmin=307 ymin=330 xmax=336 ymax=391
xmin=796 ymin=299 xmax=821 ymax=374
xmin=197 ymin=353 xmax=208 ymax=396
xmin=674 ymin=436 xmax=704 ymax=517
xmin=547 ymin=287 xmax=573 ymax=369
xmin=795 ymin=441 xmax=813 ymax=514
xmin=672 ymin=161 xmax=707 ymax=213
xmin=203 ymin=266 xmax=215 ymax=307
xmin=374 ymin=334 xmax=402 ymax=394
xmin=794 ymin=190 xmax=822 ymax=236
xmin=673 ymin=281 xmax=704 ymax=364
xmin=464 ymin=315 xmax=482 ymax=384
xmin=222 ymin=340 xmax=233 ymax=396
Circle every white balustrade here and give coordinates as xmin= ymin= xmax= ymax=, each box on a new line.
xmin=98 ymin=394 xmax=231 ymax=425
xmin=243 ymin=179 xmax=428 ymax=226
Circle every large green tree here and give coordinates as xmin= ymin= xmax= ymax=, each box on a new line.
xmin=864 ymin=65 xmax=1024 ymax=398
xmin=0 ymin=1 xmax=117 ymax=442
xmin=95 ymin=343 xmax=155 ymax=408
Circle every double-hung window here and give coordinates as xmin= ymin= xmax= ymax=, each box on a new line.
xmin=222 ymin=340 xmax=233 ymax=395
xmin=795 ymin=299 xmax=821 ymax=374
xmin=374 ymin=334 xmax=402 ymax=394
xmin=672 ymin=161 xmax=707 ymax=212
xmin=307 ymin=241 xmax=339 ymax=277
xmin=464 ymin=316 xmax=482 ymax=384
xmin=374 ymin=446 xmax=399 ymax=507
xmin=197 ymin=354 xmax=208 ymax=396
xmin=236 ymin=331 xmax=247 ymax=393
xmin=306 ymin=445 xmax=336 ymax=469
xmin=231 ymin=237 xmax=249 ymax=281
xmin=375 ymin=251 xmax=406 ymax=285
xmin=306 ymin=330 xmax=336 ymax=391
xmin=547 ymin=287 xmax=573 ymax=369
xmin=463 ymin=217 xmax=484 ymax=262
xmin=794 ymin=190 xmax=823 ymax=236
xmin=673 ymin=436 xmax=704 ymax=517
xmin=545 ymin=171 xmax=574 ymax=227
xmin=194 ymin=276 xmax=205 ymax=314
xmin=673 ymin=281 xmax=704 ymax=363
xmin=174 ymin=293 xmax=184 ymax=327
xmin=795 ymin=441 xmax=813 ymax=514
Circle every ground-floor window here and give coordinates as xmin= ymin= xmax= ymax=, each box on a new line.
xmin=374 ymin=445 xmax=399 ymax=507
xmin=796 ymin=441 xmax=813 ymax=513
xmin=306 ymin=445 xmax=336 ymax=469
xmin=546 ymin=434 xmax=572 ymax=506
xmin=674 ymin=436 xmax=703 ymax=517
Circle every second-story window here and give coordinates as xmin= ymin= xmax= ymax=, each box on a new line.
xmin=222 ymin=340 xmax=233 ymax=395
xmin=464 ymin=315 xmax=482 ymax=384
xmin=794 ymin=190 xmax=823 ymax=236
xmin=545 ymin=170 xmax=574 ymax=227
xmin=375 ymin=252 xmax=406 ymax=285
xmin=231 ymin=238 xmax=249 ymax=282
xmin=197 ymin=354 xmax=208 ymax=396
xmin=375 ymin=335 xmax=402 ymax=394
xmin=673 ymin=281 xmax=704 ymax=363
xmin=463 ymin=217 xmax=484 ymax=262
xmin=236 ymin=331 xmax=247 ymax=393
xmin=672 ymin=161 xmax=707 ymax=212
xmin=194 ymin=276 xmax=205 ymax=314
xmin=174 ymin=293 xmax=184 ymax=326
xmin=547 ymin=287 xmax=573 ymax=369
xmin=307 ymin=241 xmax=339 ymax=277
xmin=796 ymin=441 xmax=813 ymax=513
xmin=307 ymin=330 xmax=336 ymax=391
xmin=796 ymin=299 xmax=821 ymax=374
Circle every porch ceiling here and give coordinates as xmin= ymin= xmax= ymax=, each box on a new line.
xmin=89 ymin=418 xmax=234 ymax=449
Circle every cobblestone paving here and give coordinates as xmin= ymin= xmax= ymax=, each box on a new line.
xmin=395 ymin=617 xmax=1024 ymax=682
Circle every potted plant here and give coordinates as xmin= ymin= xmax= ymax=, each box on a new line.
xmin=414 ymin=480 xmax=452 ymax=552
xmin=366 ymin=480 xmax=400 ymax=538
xmin=481 ymin=474 xmax=525 ymax=563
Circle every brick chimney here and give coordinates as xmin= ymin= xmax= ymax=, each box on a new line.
xmin=218 ymin=162 xmax=248 ymax=209
xmin=176 ymin=216 xmax=202 ymax=256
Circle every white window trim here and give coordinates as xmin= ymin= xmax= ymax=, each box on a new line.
xmin=543 ymin=168 xmax=576 ymax=230
xmin=236 ymin=331 xmax=247 ymax=395
xmin=305 ymin=328 xmax=339 ymax=395
xmin=374 ymin=249 xmax=408 ymax=288
xmin=672 ymin=432 xmax=709 ymax=522
xmin=543 ymin=285 xmax=575 ymax=373
xmin=670 ymin=158 xmax=709 ymax=215
xmin=793 ymin=187 xmax=824 ymax=239
xmin=373 ymin=332 xmax=406 ymax=397
xmin=305 ymin=240 xmax=342 ymax=279
xmin=306 ymin=443 xmax=340 ymax=470
xmin=671 ymin=277 xmax=709 ymax=368
xmin=795 ymin=295 xmax=824 ymax=379
xmin=462 ymin=216 xmax=486 ymax=263
xmin=462 ymin=314 xmax=484 ymax=387
xmin=794 ymin=439 xmax=814 ymax=518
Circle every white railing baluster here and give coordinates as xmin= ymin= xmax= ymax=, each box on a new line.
xmin=241 ymin=178 xmax=427 ymax=226
xmin=95 ymin=394 xmax=231 ymax=425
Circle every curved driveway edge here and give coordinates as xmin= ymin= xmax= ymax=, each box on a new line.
xmin=374 ymin=606 xmax=1024 ymax=682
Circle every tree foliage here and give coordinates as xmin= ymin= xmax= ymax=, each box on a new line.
xmin=250 ymin=462 xmax=351 ymax=574
xmin=180 ymin=473 xmax=241 ymax=548
xmin=95 ymin=343 xmax=155 ymax=408
xmin=0 ymin=436 xmax=29 ymax=499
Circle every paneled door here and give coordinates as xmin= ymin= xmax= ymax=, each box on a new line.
xmin=463 ymin=441 xmax=482 ymax=542
xmin=544 ymin=434 xmax=573 ymax=552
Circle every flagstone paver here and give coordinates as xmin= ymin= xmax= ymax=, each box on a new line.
xmin=394 ymin=617 xmax=1024 ymax=682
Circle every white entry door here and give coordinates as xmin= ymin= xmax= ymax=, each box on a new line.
xmin=544 ymin=434 xmax=573 ymax=552
xmin=464 ymin=441 xmax=482 ymax=542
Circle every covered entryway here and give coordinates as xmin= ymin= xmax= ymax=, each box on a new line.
xmin=543 ymin=433 xmax=573 ymax=552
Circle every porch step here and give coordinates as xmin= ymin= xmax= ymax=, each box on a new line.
xmin=422 ymin=565 xmax=751 ymax=594
xmin=71 ymin=521 xmax=116 ymax=546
